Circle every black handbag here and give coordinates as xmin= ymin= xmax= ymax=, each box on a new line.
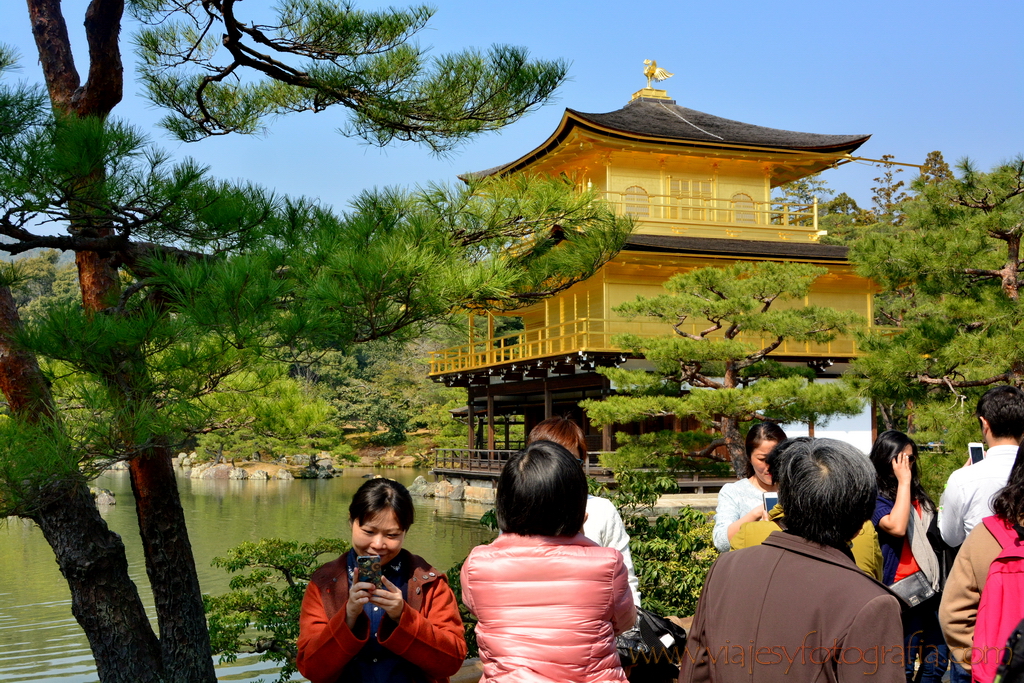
xmin=615 ymin=607 xmax=688 ymax=667
xmin=889 ymin=570 xmax=937 ymax=608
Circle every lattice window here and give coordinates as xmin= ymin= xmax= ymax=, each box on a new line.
xmin=668 ymin=177 xmax=713 ymax=220
xmin=670 ymin=178 xmax=713 ymax=196
xmin=732 ymin=193 xmax=756 ymax=223
xmin=623 ymin=185 xmax=650 ymax=217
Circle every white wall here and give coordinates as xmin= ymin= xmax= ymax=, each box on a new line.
xmin=782 ymin=404 xmax=874 ymax=455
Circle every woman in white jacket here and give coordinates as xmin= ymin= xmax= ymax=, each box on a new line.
xmin=712 ymin=422 xmax=787 ymax=552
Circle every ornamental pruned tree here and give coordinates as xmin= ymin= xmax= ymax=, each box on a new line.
xmin=581 ymin=261 xmax=862 ymax=475
xmin=850 ymin=158 xmax=1024 ymax=444
xmin=2 ymin=2 xmax=631 ymax=680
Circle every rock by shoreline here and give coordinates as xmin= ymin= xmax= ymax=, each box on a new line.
xmin=104 ymin=448 xmax=434 ymax=480
xmin=89 ymin=487 xmax=116 ymax=505
xmin=407 ymin=475 xmax=495 ymax=504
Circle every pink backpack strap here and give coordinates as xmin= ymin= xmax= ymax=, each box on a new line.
xmin=982 ymin=515 xmax=1022 ymax=550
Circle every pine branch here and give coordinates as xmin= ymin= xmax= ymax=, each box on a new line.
xmin=0 ymin=231 xmax=129 ymax=255
xmin=695 ymin=438 xmax=726 ymax=459
xmin=736 ymin=336 xmax=786 ymax=369
xmin=192 ymin=62 xmax=243 ymax=137
xmin=184 ymin=417 xmax=258 ymax=436
xmin=913 ymin=372 xmax=1011 ymax=388
xmin=100 ymin=278 xmax=150 ymax=316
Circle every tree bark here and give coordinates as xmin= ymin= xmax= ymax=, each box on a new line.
xmin=0 ymin=286 xmax=165 ymax=682
xmin=31 ymin=483 xmax=165 ymax=683
xmin=721 ymin=414 xmax=746 ymax=476
xmin=128 ymin=444 xmax=217 ymax=682
xmin=1001 ymin=234 xmax=1020 ymax=302
xmin=26 ymin=0 xmax=80 ymax=112
xmin=75 ymin=249 xmax=121 ymax=310
xmin=86 ymin=276 xmax=214 ymax=680
xmin=0 ymin=287 xmax=52 ymax=418
xmin=27 ymin=0 xmax=124 ymax=118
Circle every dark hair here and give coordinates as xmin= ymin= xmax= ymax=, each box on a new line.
xmin=349 ymin=478 xmax=414 ymax=531
xmin=741 ymin=423 xmax=788 ymax=478
xmin=976 ymin=386 xmax=1024 ymax=440
xmin=496 ymin=440 xmax=587 ymax=537
xmin=528 ymin=416 xmax=587 ymax=460
xmin=868 ymin=430 xmax=935 ymax=513
xmin=992 ymin=442 xmax=1024 ymax=525
xmin=765 ymin=437 xmax=803 ymax=487
xmin=777 ymin=438 xmax=877 ymax=549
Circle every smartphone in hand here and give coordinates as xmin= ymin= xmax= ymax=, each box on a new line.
xmin=356 ymin=555 xmax=383 ymax=589
xmin=762 ymin=492 xmax=779 ymax=513
xmin=968 ymin=442 xmax=985 ymax=465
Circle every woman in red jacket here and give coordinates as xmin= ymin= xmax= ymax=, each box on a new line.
xmin=297 ymin=478 xmax=467 ymax=683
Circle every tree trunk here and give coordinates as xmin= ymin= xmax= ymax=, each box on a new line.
xmin=31 ymin=483 xmax=165 ymax=683
xmin=0 ymin=286 xmax=165 ymax=682
xmin=98 ymin=352 xmax=216 ymax=681
xmin=23 ymin=2 xmax=214 ymax=679
xmin=1000 ymin=234 xmax=1020 ymax=302
xmin=128 ymin=446 xmax=217 ymax=682
xmin=76 ymin=232 xmax=215 ymax=680
xmin=721 ymin=415 xmax=746 ymax=476
xmin=75 ymin=249 xmax=121 ymax=310
xmin=0 ymin=287 xmax=52 ymax=418
xmin=721 ymin=361 xmax=747 ymax=475
xmin=74 ymin=173 xmax=216 ymax=682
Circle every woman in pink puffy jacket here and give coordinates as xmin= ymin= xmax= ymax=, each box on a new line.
xmin=461 ymin=440 xmax=637 ymax=682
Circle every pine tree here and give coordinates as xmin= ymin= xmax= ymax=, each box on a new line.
xmin=0 ymin=3 xmax=632 ymax=679
xmin=772 ymin=172 xmax=835 ymax=205
xmin=580 ymin=261 xmax=862 ymax=475
xmin=921 ymin=150 xmax=953 ymax=185
xmin=869 ymin=154 xmax=910 ymax=224
xmin=851 ymin=157 xmax=1024 ymax=444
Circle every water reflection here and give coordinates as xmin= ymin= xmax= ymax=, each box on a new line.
xmin=0 ymin=468 xmax=495 ymax=682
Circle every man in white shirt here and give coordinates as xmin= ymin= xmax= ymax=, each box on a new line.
xmin=938 ymin=385 xmax=1024 ymax=547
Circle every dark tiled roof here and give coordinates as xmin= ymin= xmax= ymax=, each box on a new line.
xmin=573 ymin=98 xmax=869 ymax=151
xmin=625 ymin=234 xmax=849 ymax=262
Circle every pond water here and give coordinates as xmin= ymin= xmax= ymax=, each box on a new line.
xmin=0 ymin=468 xmax=496 ymax=682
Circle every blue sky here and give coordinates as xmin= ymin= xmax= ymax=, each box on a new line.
xmin=3 ymin=0 xmax=1022 ymax=216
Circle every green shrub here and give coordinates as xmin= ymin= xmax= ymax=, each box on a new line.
xmin=445 ymin=557 xmax=479 ymax=658
xmin=598 ymin=468 xmax=719 ymax=617
xmin=626 ymin=508 xmax=717 ymax=617
xmin=205 ymin=537 xmax=349 ymax=683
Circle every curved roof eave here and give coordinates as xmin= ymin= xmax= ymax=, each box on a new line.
xmin=470 ymin=103 xmax=870 ymax=180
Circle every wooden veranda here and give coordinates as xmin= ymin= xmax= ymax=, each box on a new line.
xmin=431 ymin=448 xmax=736 ymax=494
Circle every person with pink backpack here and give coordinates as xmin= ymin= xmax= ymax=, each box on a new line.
xmin=940 ymin=443 xmax=1024 ymax=683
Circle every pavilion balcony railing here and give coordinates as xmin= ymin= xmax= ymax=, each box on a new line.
xmin=598 ymin=191 xmax=822 ymax=240
xmin=432 ymin=448 xmax=519 ymax=474
xmin=432 ymin=448 xmax=606 ymax=476
xmin=428 ymin=317 xmax=870 ymax=375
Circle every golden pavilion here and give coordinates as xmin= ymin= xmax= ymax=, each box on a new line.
xmin=429 ymin=70 xmax=876 ymax=455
